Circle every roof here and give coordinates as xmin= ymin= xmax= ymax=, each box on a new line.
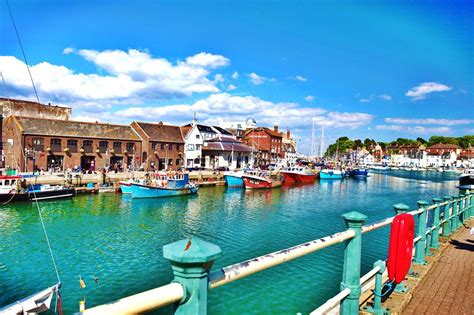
xmin=0 ymin=97 xmax=71 ymax=109
xmin=12 ymin=116 xmax=140 ymax=140
xmin=135 ymin=121 xmax=184 ymax=143
xmin=180 ymin=125 xmax=193 ymax=139
xmin=196 ymin=124 xmax=216 ymax=134
xmin=427 ymin=143 xmax=461 ymax=150
xmin=244 ymin=127 xmax=283 ymax=138
xmin=202 ymin=135 xmax=254 ymax=152
xmin=212 ymin=126 xmax=233 ymax=135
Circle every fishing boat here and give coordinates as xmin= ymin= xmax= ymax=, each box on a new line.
xmin=131 ymin=173 xmax=198 ymax=198
xmin=223 ymin=171 xmax=244 ymax=187
xmin=281 ymin=166 xmax=317 ymax=184
xmin=119 ymin=180 xmax=133 ymax=193
xmin=459 ymin=169 xmax=474 ymax=189
xmin=320 ymin=169 xmax=344 ymax=180
xmin=0 ymin=176 xmax=75 ymax=203
xmin=349 ymin=165 xmax=368 ymax=178
xmin=242 ymin=172 xmax=283 ymax=189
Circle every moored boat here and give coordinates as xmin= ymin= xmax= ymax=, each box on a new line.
xmin=131 ymin=172 xmax=198 ymax=198
xmin=242 ymin=172 xmax=283 ymax=189
xmin=223 ymin=171 xmax=244 ymax=187
xmin=0 ymin=176 xmax=75 ymax=203
xmin=281 ymin=166 xmax=317 ymax=185
xmin=459 ymin=169 xmax=474 ymax=189
xmin=349 ymin=166 xmax=368 ymax=178
xmin=320 ymin=169 xmax=344 ymax=180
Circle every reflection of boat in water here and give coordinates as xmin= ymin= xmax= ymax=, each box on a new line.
xmin=320 ymin=169 xmax=344 ymax=180
xmin=242 ymin=172 xmax=283 ymax=189
xmin=281 ymin=167 xmax=318 ymax=185
xmin=0 ymin=176 xmax=75 ymax=203
xmin=459 ymin=169 xmax=474 ymax=189
xmin=131 ymin=173 xmax=198 ymax=198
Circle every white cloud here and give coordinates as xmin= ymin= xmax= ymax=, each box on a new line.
xmin=231 ymin=71 xmax=239 ymax=80
xmin=359 ymin=94 xmax=392 ymax=103
xmin=227 ymin=84 xmax=237 ymax=91
xmin=385 ymin=117 xmax=473 ymax=126
xmin=405 ymin=82 xmax=451 ymax=100
xmin=305 ymin=95 xmax=315 ymax=101
xmin=375 ymin=125 xmax=452 ymax=134
xmin=214 ymin=73 xmax=224 ymax=83
xmin=63 ymin=47 xmax=74 ymax=54
xmin=0 ymin=48 xmax=231 ymax=107
xmin=289 ymin=75 xmax=307 ymax=82
xmin=115 ymin=93 xmax=373 ymax=130
xmin=247 ymin=72 xmax=275 ymax=85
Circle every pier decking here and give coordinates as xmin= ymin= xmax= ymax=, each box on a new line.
xmin=403 ymin=221 xmax=473 ymax=314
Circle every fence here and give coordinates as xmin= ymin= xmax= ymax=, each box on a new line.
xmin=79 ymin=191 xmax=473 ymax=315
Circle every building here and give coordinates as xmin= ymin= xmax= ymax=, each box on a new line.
xmin=130 ymin=121 xmax=184 ymax=171
xmin=2 ymin=116 xmax=142 ymax=172
xmin=243 ymin=126 xmax=283 ymax=166
xmin=281 ymin=129 xmax=297 ymax=165
xmin=181 ymin=123 xmax=234 ymax=168
xmin=219 ymin=118 xmax=257 ymax=139
xmin=202 ymin=135 xmax=254 ymax=169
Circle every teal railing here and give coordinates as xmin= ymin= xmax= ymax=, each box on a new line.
xmin=80 ymin=191 xmax=473 ymax=315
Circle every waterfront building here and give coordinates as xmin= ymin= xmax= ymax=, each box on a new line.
xmin=2 ymin=116 xmax=142 ymax=172
xmin=218 ymin=118 xmax=257 ymax=139
xmin=131 ymin=121 xmax=184 ymax=171
xmin=202 ymin=135 xmax=254 ymax=169
xmin=243 ymin=125 xmax=283 ymax=166
xmin=181 ymin=122 xmax=234 ymax=169
xmin=281 ymin=129 xmax=297 ymax=165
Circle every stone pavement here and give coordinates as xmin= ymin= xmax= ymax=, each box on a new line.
xmin=403 ymin=221 xmax=474 ymax=314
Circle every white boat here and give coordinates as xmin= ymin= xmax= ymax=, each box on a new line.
xmin=459 ymin=169 xmax=474 ymax=189
xmin=0 ymin=283 xmax=60 ymax=314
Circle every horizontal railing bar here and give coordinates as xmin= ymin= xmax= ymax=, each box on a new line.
xmin=360 ymin=265 xmax=381 ymax=285
xmin=361 ymin=216 xmax=394 ymax=234
xmin=310 ymin=288 xmax=351 ymax=315
xmin=79 ymin=282 xmax=184 ymax=315
xmin=209 ymin=230 xmax=356 ymax=289
xmin=414 ymin=235 xmax=421 ymax=243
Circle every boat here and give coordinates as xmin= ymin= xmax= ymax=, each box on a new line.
xmin=349 ymin=166 xmax=369 ymax=178
xmin=0 ymin=176 xmax=75 ymax=203
xmin=242 ymin=172 xmax=283 ymax=189
xmin=281 ymin=166 xmax=318 ymax=185
xmin=370 ymin=164 xmax=389 ymax=171
xmin=119 ymin=180 xmax=133 ymax=193
xmin=0 ymin=283 xmax=61 ymax=314
xmin=131 ymin=173 xmax=198 ymax=198
xmin=320 ymin=169 xmax=344 ymax=180
xmin=223 ymin=171 xmax=244 ymax=187
xmin=459 ymin=169 xmax=474 ymax=189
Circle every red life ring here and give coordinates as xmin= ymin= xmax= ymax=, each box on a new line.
xmin=387 ymin=213 xmax=415 ymax=284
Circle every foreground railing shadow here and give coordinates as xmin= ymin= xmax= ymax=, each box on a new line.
xmin=78 ymin=191 xmax=473 ymax=315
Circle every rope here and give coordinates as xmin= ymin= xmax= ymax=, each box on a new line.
xmin=372 ymin=279 xmax=395 ymax=297
xmin=5 ymin=0 xmax=61 ymax=285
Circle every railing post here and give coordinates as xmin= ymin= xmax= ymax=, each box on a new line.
xmin=451 ymin=195 xmax=458 ymax=232
xmin=431 ymin=198 xmax=442 ymax=249
xmin=459 ymin=193 xmax=466 ymax=223
xmin=469 ymin=191 xmax=473 ymax=218
xmin=455 ymin=195 xmax=462 ymax=229
xmin=442 ymin=196 xmax=452 ymax=237
xmin=340 ymin=211 xmax=367 ymax=315
xmin=364 ymin=260 xmax=388 ymax=315
xmin=414 ymin=200 xmax=428 ymax=265
xmin=393 ymin=203 xmax=409 ymax=215
xmin=163 ymin=237 xmax=222 ymax=315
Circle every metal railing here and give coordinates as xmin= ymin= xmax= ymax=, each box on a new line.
xmin=79 ymin=191 xmax=473 ymax=315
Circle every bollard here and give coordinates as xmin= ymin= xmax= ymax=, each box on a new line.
xmin=393 ymin=203 xmax=409 ymax=215
xmin=431 ymin=198 xmax=442 ymax=249
xmin=451 ymin=195 xmax=458 ymax=232
xmin=340 ymin=211 xmax=367 ymax=315
xmin=163 ymin=237 xmax=222 ymax=315
xmin=442 ymin=196 xmax=452 ymax=237
xmin=364 ymin=260 xmax=388 ymax=315
xmin=414 ymin=200 xmax=428 ymax=265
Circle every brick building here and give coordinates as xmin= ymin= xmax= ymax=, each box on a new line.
xmin=243 ymin=126 xmax=283 ymax=166
xmin=2 ymin=116 xmax=142 ymax=172
xmin=130 ymin=121 xmax=184 ymax=171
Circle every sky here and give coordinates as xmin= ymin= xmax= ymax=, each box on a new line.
xmin=1 ymin=0 xmax=473 ymax=154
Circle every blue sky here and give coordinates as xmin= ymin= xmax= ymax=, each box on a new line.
xmin=1 ymin=0 xmax=473 ymax=153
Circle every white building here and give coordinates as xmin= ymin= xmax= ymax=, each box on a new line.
xmin=218 ymin=118 xmax=257 ymax=139
xmin=202 ymin=135 xmax=254 ymax=169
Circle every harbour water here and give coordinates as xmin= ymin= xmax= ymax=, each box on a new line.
xmin=0 ymin=171 xmax=460 ymax=314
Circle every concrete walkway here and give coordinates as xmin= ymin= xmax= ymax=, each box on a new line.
xmin=403 ymin=222 xmax=474 ymax=314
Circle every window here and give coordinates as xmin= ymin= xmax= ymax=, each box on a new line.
xmin=126 ymin=142 xmax=135 ymax=153
xmin=99 ymin=141 xmax=108 ymax=153
xmin=176 ymin=159 xmax=180 ymax=166
xmin=32 ymin=138 xmax=44 ymax=151
xmin=176 ymin=144 xmax=181 ymax=151
xmin=151 ymin=142 xmax=157 ymax=149
xmin=196 ymin=144 xmax=201 ymax=150
xmin=161 ymin=144 xmax=165 ymax=150
xmin=67 ymin=139 xmax=78 ymax=153
xmin=50 ymin=138 xmax=62 ymax=152
xmin=187 ymin=144 xmax=195 ymax=151
xmin=168 ymin=159 xmax=173 ymax=165
xmin=196 ymin=134 xmax=200 ymax=139
xmin=83 ymin=140 xmax=93 ymax=153
xmin=168 ymin=144 xmax=173 ymax=151
xmin=112 ymin=142 xmax=122 ymax=154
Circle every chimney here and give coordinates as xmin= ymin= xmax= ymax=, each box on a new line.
xmin=273 ymin=123 xmax=279 ymax=133
xmin=287 ymin=129 xmax=290 ymax=140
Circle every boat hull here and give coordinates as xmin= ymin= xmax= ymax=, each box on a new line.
xmin=350 ymin=169 xmax=368 ymax=177
xmin=242 ymin=176 xmax=282 ymax=189
xmin=224 ymin=174 xmax=244 ymax=187
xmin=119 ymin=181 xmax=132 ymax=194
xmin=131 ymin=183 xmax=198 ymax=199
xmin=0 ymin=187 xmax=75 ymax=203
xmin=320 ymin=170 xmax=344 ymax=180
xmin=459 ymin=174 xmax=474 ymax=189
xmin=282 ymin=172 xmax=316 ymax=185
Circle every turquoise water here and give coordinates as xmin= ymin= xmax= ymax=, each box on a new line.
xmin=0 ymin=171 xmax=459 ymax=314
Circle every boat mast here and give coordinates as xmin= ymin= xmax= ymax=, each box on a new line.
xmin=319 ymin=123 xmax=324 ymax=158
xmin=311 ymin=119 xmax=315 ymax=159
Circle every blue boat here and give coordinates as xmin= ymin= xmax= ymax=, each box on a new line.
xmin=224 ymin=172 xmax=244 ymax=187
xmin=131 ymin=173 xmax=198 ymax=199
xmin=349 ymin=168 xmax=369 ymax=178
xmin=320 ymin=169 xmax=344 ymax=180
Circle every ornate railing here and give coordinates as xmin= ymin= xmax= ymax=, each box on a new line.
xmin=79 ymin=191 xmax=473 ymax=315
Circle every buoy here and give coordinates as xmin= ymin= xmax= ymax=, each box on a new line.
xmin=79 ymin=300 xmax=86 ymax=312
xmin=387 ymin=213 xmax=415 ymax=284
xmin=79 ymin=276 xmax=86 ymax=288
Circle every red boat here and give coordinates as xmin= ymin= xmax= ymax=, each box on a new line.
xmin=242 ymin=173 xmax=283 ymax=189
xmin=281 ymin=167 xmax=318 ymax=185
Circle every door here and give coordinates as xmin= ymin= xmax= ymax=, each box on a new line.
xmin=81 ymin=156 xmax=95 ymax=171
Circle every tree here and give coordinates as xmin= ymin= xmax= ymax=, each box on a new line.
xmin=416 ymin=137 xmax=427 ymax=144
